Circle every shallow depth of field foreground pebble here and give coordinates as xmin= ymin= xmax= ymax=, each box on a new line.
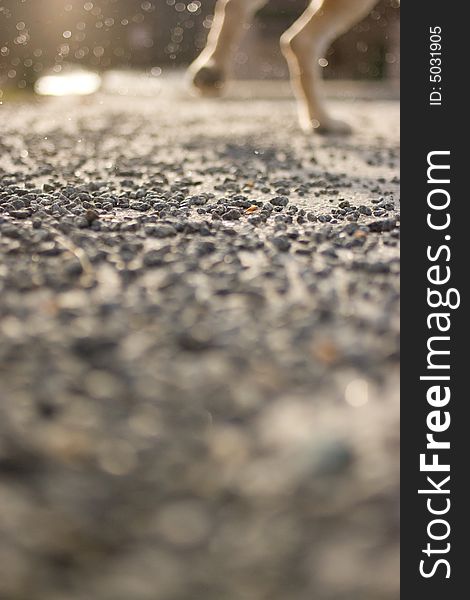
xmin=0 ymin=77 xmax=399 ymax=600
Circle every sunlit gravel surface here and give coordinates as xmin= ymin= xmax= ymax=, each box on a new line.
xmin=0 ymin=78 xmax=399 ymax=600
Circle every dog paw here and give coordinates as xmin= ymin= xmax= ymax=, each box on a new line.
xmin=190 ymin=62 xmax=226 ymax=96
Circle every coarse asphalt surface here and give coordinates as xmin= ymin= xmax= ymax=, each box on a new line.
xmin=0 ymin=76 xmax=399 ymax=600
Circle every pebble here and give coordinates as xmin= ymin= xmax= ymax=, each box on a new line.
xmin=270 ymin=196 xmax=289 ymax=207
xmin=368 ymin=218 xmax=397 ymax=232
xmin=144 ymin=224 xmax=177 ymax=238
xmin=222 ymin=209 xmax=241 ymax=220
xmin=272 ymin=235 xmax=291 ymax=252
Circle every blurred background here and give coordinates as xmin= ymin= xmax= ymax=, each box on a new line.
xmin=1 ymin=0 xmax=399 ymax=92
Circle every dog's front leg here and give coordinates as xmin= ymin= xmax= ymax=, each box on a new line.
xmin=188 ymin=0 xmax=267 ymax=96
xmin=281 ymin=0 xmax=378 ymax=134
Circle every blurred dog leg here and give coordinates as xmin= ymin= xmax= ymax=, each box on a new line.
xmin=188 ymin=0 xmax=267 ymax=96
xmin=281 ymin=0 xmax=378 ymax=134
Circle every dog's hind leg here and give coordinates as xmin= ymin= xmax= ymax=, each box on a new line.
xmin=189 ymin=0 xmax=267 ymax=96
xmin=281 ymin=0 xmax=377 ymax=134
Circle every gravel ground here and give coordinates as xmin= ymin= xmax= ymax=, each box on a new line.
xmin=0 ymin=77 xmax=399 ymax=600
